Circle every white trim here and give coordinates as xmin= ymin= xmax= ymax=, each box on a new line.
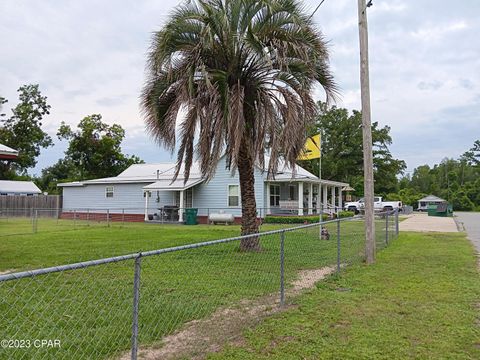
xmin=269 ymin=183 xmax=280 ymax=208
xmin=105 ymin=186 xmax=114 ymax=198
xmin=227 ymin=184 xmax=240 ymax=208
xmin=298 ymin=182 xmax=304 ymax=216
xmin=179 ymin=190 xmax=184 ymax=222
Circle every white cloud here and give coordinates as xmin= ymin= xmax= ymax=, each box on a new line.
xmin=1 ymin=0 xmax=479 ymax=175
xmin=411 ymin=20 xmax=468 ymax=41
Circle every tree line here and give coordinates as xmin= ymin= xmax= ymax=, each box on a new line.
xmin=2 ymin=85 xmax=478 ymax=211
xmin=387 ymin=143 xmax=480 ymax=211
xmin=301 ymin=102 xmax=479 ymax=211
xmin=0 ymin=84 xmax=143 ymax=193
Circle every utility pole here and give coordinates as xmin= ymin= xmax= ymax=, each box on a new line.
xmin=357 ymin=0 xmax=375 ymax=264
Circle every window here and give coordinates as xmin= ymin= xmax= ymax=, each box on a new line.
xmin=288 ymin=184 xmax=297 ymax=200
xmin=143 ymin=191 xmax=151 ymax=198
xmin=228 ymin=185 xmax=239 ymax=207
xmin=106 ymin=186 xmax=114 ymax=198
xmin=270 ymin=185 xmax=280 ymax=206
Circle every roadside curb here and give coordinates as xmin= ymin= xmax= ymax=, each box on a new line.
xmin=453 ymin=216 xmax=465 ymax=232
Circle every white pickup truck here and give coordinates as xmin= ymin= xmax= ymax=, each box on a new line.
xmin=344 ymin=197 xmax=402 ymax=213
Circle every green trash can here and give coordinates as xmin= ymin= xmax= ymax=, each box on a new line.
xmin=184 ymin=208 xmax=198 ymax=225
xmin=427 ymin=204 xmax=438 ymax=216
xmin=427 ymin=202 xmax=453 ymax=217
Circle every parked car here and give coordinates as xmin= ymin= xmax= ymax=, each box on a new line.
xmin=344 ymin=196 xmax=402 ymax=213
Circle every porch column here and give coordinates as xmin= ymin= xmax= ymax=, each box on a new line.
xmin=266 ymin=183 xmax=271 ymax=215
xmin=322 ymin=185 xmax=328 ymax=213
xmin=308 ymin=183 xmax=313 ymax=214
xmin=316 ymin=184 xmax=321 ymax=212
xmin=331 ymin=186 xmax=336 ymax=212
xmin=338 ymin=187 xmax=343 ymax=211
xmin=179 ymin=190 xmax=184 ymax=223
xmin=298 ymin=182 xmax=304 ymax=215
xmin=144 ymin=191 xmax=149 ymax=221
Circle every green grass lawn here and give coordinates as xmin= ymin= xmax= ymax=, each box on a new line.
xmin=0 ymin=216 xmax=394 ymax=271
xmin=207 ymin=231 xmax=480 ymax=360
xmin=0 ymin=217 xmax=394 ymax=359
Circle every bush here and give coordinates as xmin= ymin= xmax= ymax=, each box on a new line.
xmin=264 ymin=214 xmax=329 ymax=224
xmin=337 ymin=210 xmax=355 ymax=218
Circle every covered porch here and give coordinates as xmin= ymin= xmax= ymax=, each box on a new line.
xmin=265 ymin=179 xmax=350 ymax=216
xmin=142 ymin=178 xmax=203 ymax=223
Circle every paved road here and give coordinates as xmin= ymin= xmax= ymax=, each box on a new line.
xmin=455 ymin=212 xmax=480 ymax=254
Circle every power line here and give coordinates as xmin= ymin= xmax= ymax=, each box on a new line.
xmin=308 ymin=0 xmax=327 ymax=20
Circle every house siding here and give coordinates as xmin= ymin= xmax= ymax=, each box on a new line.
xmin=193 ymin=156 xmax=265 ymax=218
xmin=62 ymin=182 xmax=175 ymax=214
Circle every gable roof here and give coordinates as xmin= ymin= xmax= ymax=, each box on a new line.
xmin=0 ymin=180 xmax=41 ymax=194
xmin=418 ymin=195 xmax=446 ymax=202
xmin=58 ymin=158 xmax=349 ymax=188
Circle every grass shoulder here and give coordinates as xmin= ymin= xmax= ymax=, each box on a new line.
xmin=207 ymin=231 xmax=480 ymax=359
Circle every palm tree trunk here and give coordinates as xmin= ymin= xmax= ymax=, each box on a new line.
xmin=238 ymin=138 xmax=260 ymax=251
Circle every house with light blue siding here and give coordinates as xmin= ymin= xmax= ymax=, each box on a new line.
xmin=58 ymin=156 xmax=349 ymax=223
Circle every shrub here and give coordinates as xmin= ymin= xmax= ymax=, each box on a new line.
xmin=264 ymin=214 xmax=329 ymax=224
xmin=337 ymin=210 xmax=355 ymax=218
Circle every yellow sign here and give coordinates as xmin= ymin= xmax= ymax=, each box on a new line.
xmin=297 ymin=134 xmax=321 ymax=160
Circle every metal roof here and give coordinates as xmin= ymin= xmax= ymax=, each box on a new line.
xmin=142 ymin=178 xmax=204 ymax=191
xmin=0 ymin=143 xmax=18 ymax=158
xmin=418 ymin=195 xmax=446 ymax=202
xmin=58 ymin=157 xmax=349 ymax=188
xmin=0 ymin=180 xmax=41 ymax=194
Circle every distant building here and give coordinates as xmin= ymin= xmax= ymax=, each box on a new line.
xmin=0 ymin=143 xmax=18 ymax=160
xmin=417 ymin=195 xmax=446 ymax=212
xmin=0 ymin=180 xmax=42 ymax=196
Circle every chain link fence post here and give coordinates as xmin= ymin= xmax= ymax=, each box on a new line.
xmin=74 ymin=209 xmax=77 ymax=229
xmin=279 ymin=230 xmax=285 ymax=307
xmin=131 ymin=255 xmax=142 ymax=360
xmin=385 ymin=211 xmax=389 ymax=246
xmin=34 ymin=209 xmax=38 ymax=234
xmin=31 ymin=208 xmax=34 ymax=233
xmin=107 ymin=209 xmax=110 ymax=227
xmin=337 ymin=219 xmax=341 ymax=272
xmin=395 ymin=208 xmax=399 ymax=237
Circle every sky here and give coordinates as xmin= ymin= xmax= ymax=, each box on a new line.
xmin=1 ymin=0 xmax=479 ymax=176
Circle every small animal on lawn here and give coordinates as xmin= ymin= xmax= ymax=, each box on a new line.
xmin=321 ymin=226 xmax=330 ymax=240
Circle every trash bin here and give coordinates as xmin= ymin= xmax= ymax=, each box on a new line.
xmin=185 ymin=208 xmax=198 ymax=225
xmin=428 ymin=202 xmax=453 ymax=217
xmin=427 ymin=204 xmax=438 ymax=217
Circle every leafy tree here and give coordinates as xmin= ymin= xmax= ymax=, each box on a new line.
xmin=301 ymin=102 xmax=406 ymax=197
xmin=54 ymin=114 xmax=143 ymax=181
xmin=394 ymin=140 xmax=480 ymax=210
xmin=461 ymin=140 xmax=480 ymax=166
xmin=0 ymin=96 xmax=6 ymax=118
xmin=141 ymin=0 xmax=337 ymax=247
xmin=0 ymin=85 xmax=53 ymax=178
xmin=36 ymin=158 xmax=78 ymax=195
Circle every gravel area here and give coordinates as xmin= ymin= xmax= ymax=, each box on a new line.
xmin=399 ymin=213 xmax=458 ymax=233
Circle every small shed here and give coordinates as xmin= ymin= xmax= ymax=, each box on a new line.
xmin=0 ymin=180 xmax=42 ymax=196
xmin=417 ymin=195 xmax=446 ymax=212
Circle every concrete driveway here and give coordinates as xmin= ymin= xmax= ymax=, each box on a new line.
xmin=455 ymin=212 xmax=480 ymax=255
xmin=399 ymin=212 xmax=458 ymax=233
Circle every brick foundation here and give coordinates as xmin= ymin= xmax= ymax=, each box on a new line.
xmin=60 ymin=212 xmax=145 ymax=222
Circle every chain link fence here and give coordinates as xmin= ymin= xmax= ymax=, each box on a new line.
xmin=0 ymin=206 xmax=344 ymax=237
xmin=0 ymin=210 xmax=399 ymax=359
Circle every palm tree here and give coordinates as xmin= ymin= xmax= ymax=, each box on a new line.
xmin=141 ymin=0 xmax=337 ymax=250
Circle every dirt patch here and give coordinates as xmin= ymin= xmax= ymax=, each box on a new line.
xmin=119 ymin=266 xmax=336 ymax=360
xmin=292 ymin=267 xmax=336 ymax=292
xmin=0 ymin=269 xmax=16 ymax=276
